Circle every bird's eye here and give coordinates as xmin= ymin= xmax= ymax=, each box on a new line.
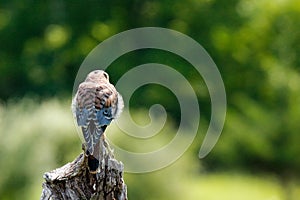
xmin=103 ymin=72 xmax=109 ymax=79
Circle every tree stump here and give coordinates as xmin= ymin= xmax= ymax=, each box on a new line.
xmin=40 ymin=138 xmax=127 ymax=200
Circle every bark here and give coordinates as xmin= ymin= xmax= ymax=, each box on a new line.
xmin=40 ymin=138 xmax=127 ymax=200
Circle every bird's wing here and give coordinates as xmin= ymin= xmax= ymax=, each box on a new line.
xmin=94 ymin=85 xmax=116 ymax=126
xmin=75 ymin=82 xmax=115 ymax=156
xmin=74 ymin=82 xmax=99 ymax=154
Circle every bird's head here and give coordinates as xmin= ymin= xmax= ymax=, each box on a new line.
xmin=85 ymin=70 xmax=109 ymax=83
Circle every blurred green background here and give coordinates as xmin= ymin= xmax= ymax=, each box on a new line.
xmin=1 ymin=0 xmax=300 ymax=199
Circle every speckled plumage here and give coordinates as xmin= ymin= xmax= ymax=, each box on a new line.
xmin=72 ymin=70 xmax=123 ymax=172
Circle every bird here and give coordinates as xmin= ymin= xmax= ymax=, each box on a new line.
xmin=72 ymin=70 xmax=123 ymax=173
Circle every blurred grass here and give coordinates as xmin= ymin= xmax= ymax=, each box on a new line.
xmin=0 ymin=98 xmax=299 ymax=199
xmin=184 ymin=173 xmax=289 ymax=200
xmin=0 ymin=98 xmax=81 ymax=199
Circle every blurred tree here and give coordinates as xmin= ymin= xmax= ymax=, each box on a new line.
xmin=202 ymin=0 xmax=300 ymax=176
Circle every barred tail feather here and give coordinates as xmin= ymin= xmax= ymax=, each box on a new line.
xmin=83 ymin=122 xmax=106 ymax=173
xmin=81 ymin=126 xmax=94 ymax=155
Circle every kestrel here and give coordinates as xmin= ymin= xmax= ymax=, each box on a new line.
xmin=72 ymin=70 xmax=123 ymax=173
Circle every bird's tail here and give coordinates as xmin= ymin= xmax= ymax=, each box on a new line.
xmin=83 ymin=124 xmax=107 ymax=173
xmin=87 ymin=156 xmax=99 ymax=174
xmin=87 ymin=139 xmax=101 ymax=174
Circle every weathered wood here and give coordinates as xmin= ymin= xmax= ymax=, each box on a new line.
xmin=40 ymin=138 xmax=127 ymax=200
